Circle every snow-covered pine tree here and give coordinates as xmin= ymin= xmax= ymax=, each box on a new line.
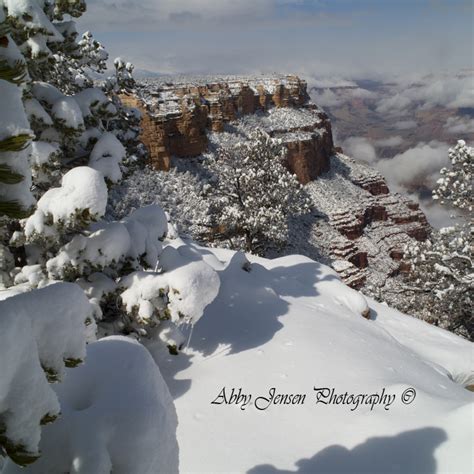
xmin=1 ymin=1 xmax=218 ymax=469
xmin=433 ymin=139 xmax=472 ymax=212
xmin=0 ymin=7 xmax=34 ymax=219
xmin=204 ymin=129 xmax=311 ymax=254
xmin=402 ymin=140 xmax=473 ymax=340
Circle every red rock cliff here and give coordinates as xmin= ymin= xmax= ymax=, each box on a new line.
xmin=122 ymin=75 xmax=332 ymax=183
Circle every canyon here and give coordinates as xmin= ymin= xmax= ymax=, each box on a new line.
xmin=123 ymin=75 xmax=431 ymax=291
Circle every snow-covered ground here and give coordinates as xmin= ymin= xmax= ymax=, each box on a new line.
xmin=148 ymin=243 xmax=473 ymax=474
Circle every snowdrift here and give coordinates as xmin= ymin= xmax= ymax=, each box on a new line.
xmin=150 ymin=243 xmax=473 ymax=474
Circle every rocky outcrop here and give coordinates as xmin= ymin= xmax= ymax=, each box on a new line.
xmin=129 ymin=75 xmax=332 ymax=182
xmin=278 ymin=120 xmax=333 ymax=184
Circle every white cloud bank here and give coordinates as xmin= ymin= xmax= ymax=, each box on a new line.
xmin=342 ymin=136 xmax=450 ymax=192
xmin=341 ymin=137 xmax=377 ymax=164
xmin=374 ymin=136 xmax=404 ymax=147
xmin=342 ymin=137 xmax=453 ymax=227
xmin=376 ymin=74 xmax=474 ymax=117
xmin=376 ymin=141 xmax=450 ymax=190
xmin=444 ymin=116 xmax=474 ymax=135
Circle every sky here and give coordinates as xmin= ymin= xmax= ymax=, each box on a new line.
xmin=78 ymin=0 xmax=474 ymax=78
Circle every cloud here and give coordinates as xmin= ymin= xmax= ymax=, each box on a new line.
xmin=76 ymin=0 xmax=473 ymax=77
xmin=393 ymin=120 xmax=417 ymax=130
xmin=311 ymin=89 xmax=346 ymax=107
xmin=444 ymin=116 xmax=474 ymax=135
xmin=350 ymin=88 xmax=377 ymax=99
xmin=418 ymin=198 xmax=461 ymax=229
xmin=376 ymin=141 xmax=450 ymax=191
xmin=375 ymin=74 xmax=474 ymax=117
xmin=308 ymin=77 xmax=357 ymax=88
xmin=374 ymin=136 xmax=404 ymax=147
xmin=376 ymin=93 xmax=412 ymax=116
xmin=309 ymin=81 xmax=377 ymax=109
xmin=341 ymin=137 xmax=377 ymax=164
xmin=407 ymin=75 xmax=474 ymax=109
xmin=84 ymin=0 xmax=274 ymax=26
xmin=340 ymin=136 xmax=455 ymax=228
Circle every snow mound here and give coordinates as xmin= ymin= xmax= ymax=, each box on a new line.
xmin=119 ymin=246 xmax=220 ymax=326
xmin=46 ymin=204 xmax=168 ymax=279
xmin=47 ymin=221 xmax=131 ymax=279
xmin=2 ymin=337 xmax=179 ymax=474
xmin=1 ymin=283 xmax=93 ymax=379
xmin=0 ymin=283 xmax=93 ymax=465
xmin=89 ymin=132 xmax=126 ymax=183
xmin=24 ymin=166 xmax=108 ymax=237
xmin=123 ymin=204 xmax=168 ymax=268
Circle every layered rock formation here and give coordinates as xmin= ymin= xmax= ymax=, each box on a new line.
xmin=290 ymin=154 xmax=430 ymax=289
xmin=126 ymin=75 xmax=332 ymax=183
xmin=131 ymin=75 xmax=431 ymax=290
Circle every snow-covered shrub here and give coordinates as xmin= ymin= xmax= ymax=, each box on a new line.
xmin=401 ymin=140 xmax=473 ymax=340
xmin=1 ymin=337 xmax=179 ymax=474
xmin=44 ymin=204 xmax=167 ymax=280
xmin=433 ymin=140 xmax=472 ymax=211
xmin=108 ymin=166 xmax=211 ymax=238
xmin=119 ymin=244 xmax=220 ymax=350
xmin=89 ymin=132 xmax=126 ymax=183
xmin=204 ymin=129 xmax=311 ymax=254
xmin=0 ymin=283 xmax=93 ymax=466
xmin=403 ymin=224 xmax=473 ymax=339
xmin=23 ymin=166 xmax=108 ymax=249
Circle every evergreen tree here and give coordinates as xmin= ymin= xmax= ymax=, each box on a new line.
xmin=204 ymin=130 xmax=311 ymax=254
xmin=402 ymin=140 xmax=473 ymax=339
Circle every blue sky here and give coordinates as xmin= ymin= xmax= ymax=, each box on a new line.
xmin=78 ymin=0 xmax=473 ymax=78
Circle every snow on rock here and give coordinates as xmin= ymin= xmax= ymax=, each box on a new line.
xmin=2 ymin=337 xmax=179 ymax=474
xmin=151 ymin=245 xmax=473 ymax=474
xmin=89 ymin=132 xmax=126 ymax=183
xmin=24 ymin=166 xmax=107 ymax=237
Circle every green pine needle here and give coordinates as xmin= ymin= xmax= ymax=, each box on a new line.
xmin=0 ymin=58 xmax=27 ymax=85
xmin=0 ymin=200 xmax=33 ymax=218
xmin=0 ymin=21 xmax=11 ymax=38
xmin=0 ymin=164 xmax=24 ymax=184
xmin=0 ymin=134 xmax=32 ymax=153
